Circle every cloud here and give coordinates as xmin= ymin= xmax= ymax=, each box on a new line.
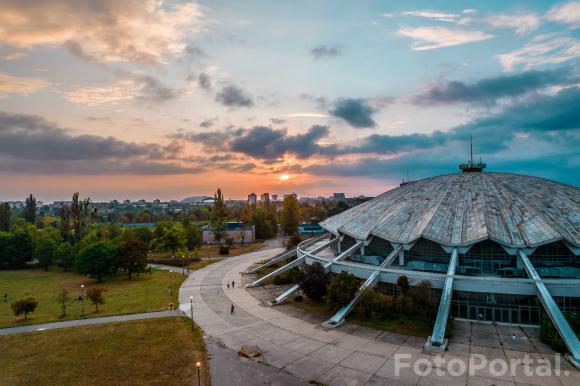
xmin=310 ymin=45 xmax=341 ymax=59
xmin=414 ymin=67 xmax=578 ymax=105
xmin=179 ymin=125 xmax=333 ymax=160
xmin=215 ymin=85 xmax=254 ymax=108
xmin=199 ymin=117 xmax=218 ymax=128
xmin=485 ymin=13 xmax=540 ymax=35
xmin=198 ymin=73 xmax=211 ymax=91
xmin=398 ymin=26 xmax=493 ymax=50
xmin=330 ymin=98 xmax=377 ymax=128
xmin=0 ymin=0 xmax=202 ymax=65
xmin=546 ymin=2 xmax=580 ymax=29
xmin=1 ymin=52 xmax=26 ymax=61
xmin=401 ymin=10 xmax=462 ymax=23
xmin=0 ymin=111 xmax=221 ymax=175
xmin=65 ymin=74 xmax=179 ymax=106
xmin=270 ymin=118 xmax=286 ymax=124
xmin=0 ymin=72 xmax=48 ymax=96
xmin=497 ymin=34 xmax=580 ymax=71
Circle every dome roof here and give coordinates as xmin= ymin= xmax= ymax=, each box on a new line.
xmin=320 ymin=172 xmax=580 ymax=249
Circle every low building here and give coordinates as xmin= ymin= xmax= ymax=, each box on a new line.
xmin=299 ymin=222 xmax=325 ymax=236
xmin=202 ymin=222 xmax=255 ymax=244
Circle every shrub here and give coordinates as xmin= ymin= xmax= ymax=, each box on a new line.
xmin=539 ymin=314 xmax=567 ymax=353
xmin=286 ymin=234 xmax=302 ymax=250
xmin=219 ymin=245 xmax=230 ymax=255
xmin=294 ymin=295 xmax=303 ymax=302
xmin=273 ymin=274 xmax=294 ymax=285
xmin=356 ymin=289 xmax=383 ymax=318
xmin=298 ymin=262 xmax=329 ymax=300
xmin=10 ymin=297 xmax=38 ymax=320
xmin=326 ymin=271 xmax=360 ymax=311
xmin=396 ymin=275 xmax=410 ymax=295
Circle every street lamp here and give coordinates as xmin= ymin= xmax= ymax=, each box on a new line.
xmin=80 ymin=284 xmax=85 ymax=318
xmin=169 ymin=270 xmax=173 ymax=297
xmin=190 ymin=296 xmax=194 ymax=332
xmin=195 ymin=361 xmax=201 ymax=386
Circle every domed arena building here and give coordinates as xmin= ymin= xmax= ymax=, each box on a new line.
xmin=248 ymin=157 xmax=580 ymax=364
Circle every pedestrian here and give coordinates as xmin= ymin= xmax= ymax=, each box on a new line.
xmin=230 ymin=304 xmax=235 ymax=315
xmin=232 ymin=280 xmax=235 ymax=289
xmin=512 ymin=334 xmax=516 ymax=342
xmin=227 ymin=283 xmax=230 ymax=289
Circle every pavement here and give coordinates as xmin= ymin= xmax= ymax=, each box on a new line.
xmin=0 ymin=310 xmax=182 ymax=336
xmin=179 ymin=247 xmax=579 ymax=386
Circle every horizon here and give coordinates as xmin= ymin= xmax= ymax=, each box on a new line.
xmin=1 ymin=0 xmax=579 ymax=202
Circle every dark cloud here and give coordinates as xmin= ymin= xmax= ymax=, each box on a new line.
xmin=198 ymin=72 xmax=211 ymax=91
xmin=215 ymin=85 xmax=254 ymax=108
xmin=414 ymin=67 xmax=578 ymax=105
xmin=311 ymin=45 xmax=341 ymax=59
xmin=137 ymin=75 xmax=179 ymax=103
xmin=0 ymin=111 xmax=210 ymax=175
xmin=184 ymin=45 xmax=205 ymax=61
xmin=199 ymin=117 xmax=217 ymax=128
xmin=330 ymin=98 xmax=377 ymax=128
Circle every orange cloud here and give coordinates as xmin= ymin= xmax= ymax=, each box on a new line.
xmin=0 ymin=72 xmax=48 ymax=96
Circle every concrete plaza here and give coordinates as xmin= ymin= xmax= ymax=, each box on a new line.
xmin=179 ymin=248 xmax=579 ymax=386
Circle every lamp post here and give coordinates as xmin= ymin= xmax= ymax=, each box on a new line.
xmin=169 ymin=270 xmax=173 ymax=297
xmin=195 ymin=361 xmax=201 ymax=386
xmin=190 ymin=296 xmax=194 ymax=332
xmin=80 ymin=284 xmax=85 ymax=318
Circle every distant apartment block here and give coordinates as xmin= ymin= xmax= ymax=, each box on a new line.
xmin=248 ymin=193 xmax=257 ymax=205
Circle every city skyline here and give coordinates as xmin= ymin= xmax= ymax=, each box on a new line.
xmin=1 ymin=0 xmax=579 ymax=201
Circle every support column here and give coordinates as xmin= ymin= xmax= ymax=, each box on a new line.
xmin=398 ymin=248 xmax=405 ymax=266
xmin=518 ymin=250 xmax=580 ymax=367
xmin=425 ymin=248 xmax=458 ymax=353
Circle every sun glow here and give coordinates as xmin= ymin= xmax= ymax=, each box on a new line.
xmin=279 ymin=174 xmax=290 ymax=181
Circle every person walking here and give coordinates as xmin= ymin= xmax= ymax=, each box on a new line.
xmin=230 ymin=304 xmax=235 ymax=315
xmin=232 ymin=280 xmax=235 ymax=289
xmin=227 ymin=283 xmax=230 ymax=289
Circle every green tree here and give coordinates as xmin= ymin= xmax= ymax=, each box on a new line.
xmin=23 ymin=194 xmax=37 ymax=224
xmin=34 ymin=231 xmax=59 ymax=271
xmin=116 ymin=235 xmax=149 ymax=279
xmin=326 ymin=271 xmax=360 ymax=311
xmin=56 ymin=242 xmax=74 ymax=271
xmin=133 ymin=227 xmax=153 ymax=245
xmin=0 ymin=202 xmax=11 ymax=232
xmin=298 ymin=262 xmax=329 ymax=300
xmin=184 ymin=225 xmax=202 ymax=250
xmin=153 ymin=225 xmax=185 ymax=255
xmin=70 ymin=193 xmax=95 ymax=242
xmin=281 ymin=195 xmax=300 ymax=235
xmin=56 ymin=288 xmax=69 ymax=317
xmin=1 ymin=230 xmax=34 ymax=268
xmin=86 ymin=287 xmax=106 ymax=312
xmin=10 ymin=297 xmax=38 ymax=320
xmin=75 ymin=241 xmax=116 ymax=281
xmin=211 ymin=188 xmax=227 ymax=246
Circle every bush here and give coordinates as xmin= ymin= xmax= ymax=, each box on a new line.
xmin=273 ymin=268 xmax=299 ymax=285
xmin=356 ymin=289 xmax=383 ymax=318
xmin=298 ymin=262 xmax=329 ymax=300
xmin=294 ymin=295 xmax=303 ymax=302
xmin=10 ymin=297 xmax=38 ymax=320
xmin=539 ymin=314 xmax=567 ymax=353
xmin=219 ymin=245 xmax=230 ymax=255
xmin=286 ymin=234 xmax=302 ymax=250
xmin=326 ymin=271 xmax=360 ymax=311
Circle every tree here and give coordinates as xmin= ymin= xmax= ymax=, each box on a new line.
xmin=184 ymin=225 xmax=202 ymax=250
xmin=23 ymin=194 xmax=37 ymax=224
xmin=10 ymin=297 xmax=38 ymax=320
xmin=281 ymin=195 xmax=300 ymax=235
xmin=116 ymin=236 xmax=148 ymax=279
xmin=0 ymin=202 xmax=11 ymax=232
xmin=34 ymin=231 xmax=59 ymax=271
xmin=133 ymin=227 xmax=153 ymax=245
xmin=75 ymin=241 xmax=116 ymax=281
xmin=70 ymin=193 xmax=95 ymax=242
xmin=298 ymin=262 xmax=329 ymax=300
xmin=1 ymin=230 xmax=34 ymax=268
xmin=56 ymin=242 xmax=75 ymax=271
xmin=56 ymin=289 xmax=69 ymax=317
xmin=153 ymin=225 xmax=185 ymax=256
xmin=211 ymin=188 xmax=227 ymax=246
xmin=326 ymin=271 xmax=360 ymax=311
xmin=86 ymin=287 xmax=106 ymax=312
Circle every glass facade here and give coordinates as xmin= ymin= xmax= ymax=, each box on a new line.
xmin=530 ymin=242 xmax=579 ymax=278
xmin=404 ymin=238 xmax=449 ymax=273
xmin=451 ymin=291 xmax=542 ymax=325
xmin=458 ymin=240 xmax=522 ymax=277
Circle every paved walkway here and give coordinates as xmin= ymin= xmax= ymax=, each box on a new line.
xmin=0 ymin=310 xmax=181 ymax=336
xmin=180 ymin=248 xmax=579 ymax=386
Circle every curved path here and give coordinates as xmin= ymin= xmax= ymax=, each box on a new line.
xmin=179 ymin=248 xmax=578 ymax=386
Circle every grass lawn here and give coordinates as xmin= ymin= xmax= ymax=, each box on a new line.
xmin=0 ymin=317 xmax=209 ymax=386
xmin=288 ymin=296 xmax=433 ymax=337
xmin=148 ymin=241 xmax=267 ymax=262
xmin=0 ymin=268 xmax=185 ymax=328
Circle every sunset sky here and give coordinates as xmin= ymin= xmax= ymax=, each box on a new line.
xmin=1 ymin=0 xmax=579 ymax=202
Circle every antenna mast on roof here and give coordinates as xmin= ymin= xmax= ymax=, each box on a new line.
xmin=459 ymin=134 xmax=486 ymax=173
